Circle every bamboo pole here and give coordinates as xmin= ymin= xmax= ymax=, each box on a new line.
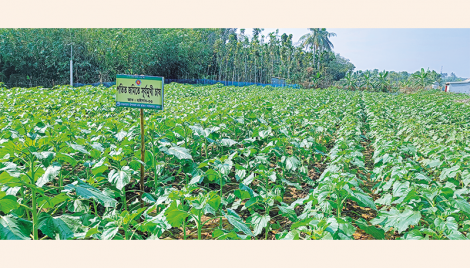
xmin=140 ymin=108 xmax=145 ymax=209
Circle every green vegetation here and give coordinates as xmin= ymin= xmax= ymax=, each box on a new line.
xmin=1 ymin=83 xmax=469 ymax=240
xmin=0 ymin=28 xmax=354 ymax=88
xmin=337 ymin=68 xmax=468 ymax=92
xmin=337 ymin=68 xmax=434 ymax=92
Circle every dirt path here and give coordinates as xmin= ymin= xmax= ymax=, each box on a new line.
xmin=344 ymin=94 xmax=379 ymax=240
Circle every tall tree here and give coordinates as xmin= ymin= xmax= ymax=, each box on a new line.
xmin=299 ymin=28 xmax=336 ymax=67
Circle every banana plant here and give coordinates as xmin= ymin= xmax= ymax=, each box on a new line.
xmin=399 ymin=79 xmax=412 ymax=89
xmin=377 ymin=70 xmax=390 ymax=92
xmin=412 ymin=68 xmax=430 ymax=89
xmin=362 ymin=71 xmax=374 ymax=91
xmin=344 ymin=72 xmax=356 ymax=91
xmin=311 ymin=72 xmax=321 ymax=89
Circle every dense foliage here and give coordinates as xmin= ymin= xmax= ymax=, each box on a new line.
xmin=0 ymin=83 xmax=469 ymax=240
xmin=336 ymin=68 xmax=468 ymax=93
xmin=0 ymin=28 xmax=354 ymax=88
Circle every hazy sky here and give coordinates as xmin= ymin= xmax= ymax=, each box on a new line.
xmin=238 ymin=28 xmax=470 ymax=78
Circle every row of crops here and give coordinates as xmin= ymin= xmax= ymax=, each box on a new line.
xmin=364 ymin=91 xmax=470 ymax=239
xmin=0 ymin=84 xmax=469 ymax=239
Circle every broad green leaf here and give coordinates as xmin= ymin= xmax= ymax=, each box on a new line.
xmin=56 ymin=153 xmax=77 ymax=166
xmin=167 ymin=146 xmax=193 ymax=160
xmin=38 ymin=213 xmax=75 ymax=240
xmin=453 ymin=198 xmax=470 ymax=215
xmin=64 ymin=180 xmax=118 ymax=207
xmin=108 ymin=166 xmax=132 ymax=191
xmin=439 ymin=165 xmax=460 ymax=181
xmin=351 ymin=192 xmax=377 ymax=210
xmin=58 ymin=215 xmax=85 ymax=234
xmin=235 ymin=169 xmax=246 ymax=181
xmin=189 ymin=125 xmax=205 ymax=136
xmin=249 ymin=213 xmax=270 ymax=236
xmin=43 ymin=193 xmax=69 ymax=209
xmin=445 ymin=230 xmax=467 ymax=240
xmin=370 ymin=208 xmax=421 ymax=234
xmin=223 ymin=209 xmax=254 ymax=236
xmin=278 ymin=203 xmax=297 ymax=222
xmin=36 ymin=163 xmax=61 ymax=187
xmin=239 ymin=183 xmax=258 ymax=197
xmin=426 ymin=159 xmax=441 ymax=168
xmin=244 ymin=196 xmax=261 ymax=208
xmin=242 ymin=173 xmax=255 ymax=185
xmin=115 ymin=130 xmax=127 ymax=142
xmin=85 ymin=226 xmax=100 ymax=238
xmin=269 ymin=171 xmax=277 ymax=182
xmin=0 ymin=215 xmax=32 ymax=240
xmin=403 ymin=189 xmax=421 ymax=203
xmin=189 ymin=175 xmax=203 ymax=185
xmin=68 ymin=143 xmax=90 ymax=155
xmin=234 ymin=190 xmax=251 ymax=201
xmin=337 ymin=219 xmax=356 ymax=237
xmin=219 ymin=138 xmax=238 ymax=147
xmin=215 ymin=160 xmax=232 ymax=176
xmin=0 ymin=194 xmax=19 ymax=214
xmin=355 ymin=218 xmax=385 ymax=239
xmin=402 ymin=229 xmax=425 ymax=240
xmin=207 ymin=194 xmax=221 ymax=211
xmin=32 ymin=152 xmax=55 ymax=166
xmin=281 ymin=178 xmax=302 ymax=190
xmin=0 ymin=162 xmax=21 ymax=178
xmin=102 ymin=223 xmax=120 ymax=240
xmin=285 ymin=156 xmax=300 ymax=171
xmin=72 ymin=200 xmax=89 ymax=213
xmin=92 ymin=157 xmax=108 ymax=176
xmin=0 ymin=171 xmax=21 ymax=184
xmin=291 ymin=217 xmax=314 ymax=229
xmin=91 ymin=142 xmax=105 ymax=152
xmin=164 ymin=202 xmax=190 ymax=228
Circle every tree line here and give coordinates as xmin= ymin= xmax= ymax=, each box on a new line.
xmin=335 ymin=68 xmax=466 ymax=92
xmin=0 ymin=28 xmax=355 ymax=88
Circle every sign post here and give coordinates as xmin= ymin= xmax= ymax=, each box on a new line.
xmin=140 ymin=108 xmax=145 ymax=207
xmin=116 ymin=74 xmax=164 ymax=208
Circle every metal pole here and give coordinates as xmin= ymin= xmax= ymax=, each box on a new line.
xmin=70 ymin=45 xmax=73 ymax=87
xmin=70 ymin=60 xmax=73 ymax=87
xmin=140 ymin=108 xmax=145 ymax=208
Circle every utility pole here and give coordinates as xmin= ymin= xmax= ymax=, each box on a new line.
xmin=440 ymin=66 xmax=443 ymax=87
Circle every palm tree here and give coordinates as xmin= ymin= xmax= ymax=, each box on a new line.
xmin=299 ymin=28 xmax=337 ymax=67
xmin=299 ymin=28 xmax=319 ymax=55
xmin=317 ymin=29 xmax=337 ymax=53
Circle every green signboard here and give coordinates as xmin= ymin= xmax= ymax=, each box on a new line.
xmin=116 ymin=74 xmax=164 ymax=110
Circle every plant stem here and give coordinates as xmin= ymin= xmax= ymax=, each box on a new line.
xmin=31 ymin=189 xmax=38 ymax=240
xmin=265 ymin=222 xmax=270 ymax=240
xmin=183 ymin=218 xmax=186 ymax=240
xmin=337 ymin=195 xmax=342 ymax=218
xmin=219 ymin=175 xmax=223 ymax=229
xmin=20 ymin=188 xmax=31 ymax=220
xmin=124 ymin=224 xmax=129 ymax=240
xmin=198 ymin=211 xmax=202 ymax=240
xmin=122 ymin=188 xmax=127 ymax=211
xmin=59 ymin=171 xmax=63 ymax=189
xmin=152 ymin=133 xmax=158 ymax=191
xmin=92 ymin=200 xmax=98 ymax=215
xmin=29 ymin=157 xmax=39 ymax=240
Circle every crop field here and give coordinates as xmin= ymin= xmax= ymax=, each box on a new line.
xmin=0 ymin=84 xmax=470 ymax=240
